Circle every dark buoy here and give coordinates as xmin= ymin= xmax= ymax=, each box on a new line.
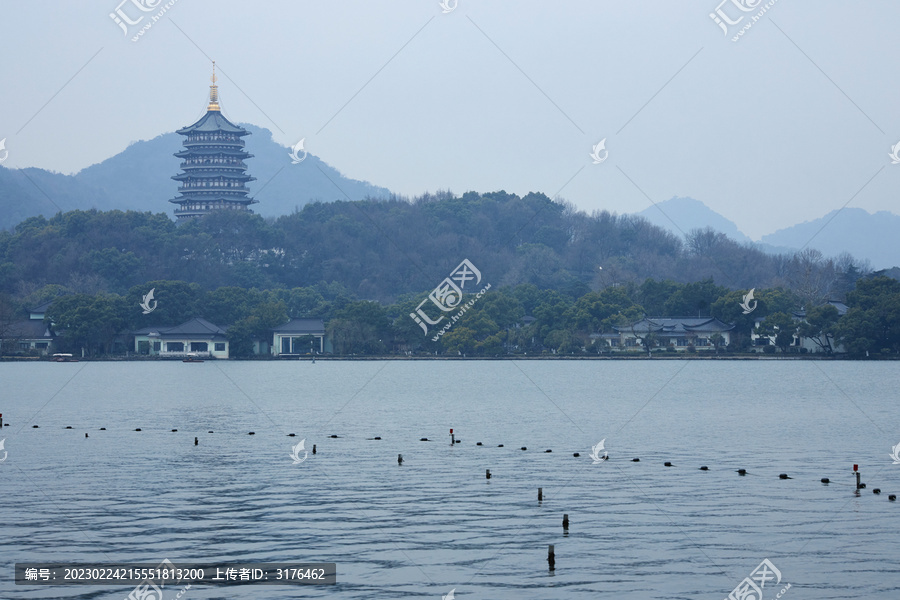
xmin=547 ymin=544 xmax=555 ymax=571
xmin=486 ymin=469 xmax=491 ymax=479
xmin=889 ymin=495 xmax=897 ymax=501
xmin=545 ymin=449 xmax=552 ymax=453
xmin=194 ymin=437 xmax=198 ymax=446
xmin=538 ymin=487 xmax=543 ymax=501
xmin=420 ymin=437 xmax=429 ymax=441
xmin=476 ymin=442 xmax=482 ymax=446
xmin=135 ymin=428 xmax=142 ymax=432
xmin=498 ymin=444 xmax=504 ymax=447
xmin=873 ymin=488 xmax=881 ymax=494
xmin=374 ymin=436 xmax=381 ymax=440
xmin=208 ymin=430 xmax=213 ymax=433
xmin=32 ymin=425 xmax=38 ymax=428
xmin=562 ymin=514 xmax=569 ymax=530
xmin=65 ymin=426 xmax=72 ymax=429
xmin=312 ymin=444 xmax=316 ymax=454
xmin=521 ymin=446 xmax=527 ymax=451
xmin=248 ymin=432 xmax=255 ymax=435
xmin=288 ymin=433 xmax=296 ymax=437
xmin=85 ymin=433 xmax=88 ymax=438
xmin=700 ymin=466 xmax=708 ymax=471
xmin=397 ymin=453 xmax=403 ymax=465
xmin=573 ymin=452 xmax=580 ymax=457
xmin=664 ymin=462 xmax=673 ymax=467
xmin=100 ymin=427 xmax=106 ymax=431
xmin=455 ymin=439 xmax=461 ymax=444
xmin=821 ymin=478 xmax=830 ymax=484
xmin=632 ymin=458 xmax=640 ymax=462
xmin=171 ymin=429 xmax=177 ymax=432
xmin=737 ymin=469 xmax=747 ymax=475
xmin=859 ymin=483 xmax=866 ymax=489
xmin=779 ymin=473 xmax=790 ymax=479
xmin=330 ymin=434 xmax=339 ymax=438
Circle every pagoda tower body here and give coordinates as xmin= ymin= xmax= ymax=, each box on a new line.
xmin=169 ymin=65 xmax=257 ymax=220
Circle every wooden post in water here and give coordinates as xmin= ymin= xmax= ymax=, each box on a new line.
xmin=398 ymin=453 xmax=403 ymax=465
xmin=312 ymin=444 xmax=317 ymax=455
xmin=194 ymin=437 xmax=198 ymax=446
xmin=547 ymin=544 xmax=555 ymax=571
xmin=562 ymin=514 xmax=569 ymax=531
xmin=854 ymin=464 xmax=861 ymax=490
xmin=538 ymin=487 xmax=543 ymax=502
xmin=486 ymin=469 xmax=491 ymax=479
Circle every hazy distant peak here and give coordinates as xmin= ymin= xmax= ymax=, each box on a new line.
xmin=634 ymin=196 xmax=752 ymax=244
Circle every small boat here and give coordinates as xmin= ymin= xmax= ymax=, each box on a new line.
xmin=52 ymin=353 xmax=78 ymax=362
xmin=182 ymin=354 xmax=204 ymax=363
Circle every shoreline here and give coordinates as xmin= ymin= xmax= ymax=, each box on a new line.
xmin=1 ymin=354 xmax=888 ymax=362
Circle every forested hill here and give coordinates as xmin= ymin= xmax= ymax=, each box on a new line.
xmin=0 ymin=190 xmax=869 ymax=304
xmin=0 ymin=124 xmax=391 ymax=230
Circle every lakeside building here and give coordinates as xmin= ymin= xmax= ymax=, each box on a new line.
xmin=133 ymin=318 xmax=230 ymax=359
xmin=1 ymin=301 xmax=56 ymax=355
xmin=598 ymin=317 xmax=735 ymax=351
xmin=272 ymin=318 xmax=329 ymax=356
xmin=169 ymin=63 xmax=257 ymax=220
xmin=131 ymin=318 xmax=328 ymax=359
xmin=750 ymin=300 xmax=849 ymax=353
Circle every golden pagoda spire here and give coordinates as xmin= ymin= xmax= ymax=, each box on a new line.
xmin=207 ymin=61 xmax=220 ymax=112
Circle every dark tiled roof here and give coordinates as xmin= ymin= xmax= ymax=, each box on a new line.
xmin=793 ymin=300 xmax=849 ymax=319
xmin=28 ymin=300 xmax=55 ymax=315
xmin=272 ymin=318 xmax=326 ymax=335
xmin=176 ymin=111 xmax=249 ymax=135
xmin=132 ymin=318 xmax=227 ymax=340
xmin=613 ymin=317 xmax=734 ymax=334
xmin=5 ymin=320 xmax=54 ymax=339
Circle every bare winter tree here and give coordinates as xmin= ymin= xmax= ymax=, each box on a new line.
xmin=787 ymin=248 xmax=829 ymax=308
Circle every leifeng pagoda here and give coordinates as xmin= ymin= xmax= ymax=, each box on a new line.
xmin=169 ymin=63 xmax=257 ymax=220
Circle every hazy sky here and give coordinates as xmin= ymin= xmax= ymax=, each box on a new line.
xmin=1 ymin=1 xmax=899 ymax=239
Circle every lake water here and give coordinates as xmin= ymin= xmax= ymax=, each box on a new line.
xmin=1 ymin=360 xmax=899 ymax=599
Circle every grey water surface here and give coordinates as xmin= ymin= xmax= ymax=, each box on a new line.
xmin=1 ymin=360 xmax=899 ymax=599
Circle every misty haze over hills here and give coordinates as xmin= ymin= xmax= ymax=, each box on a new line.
xmin=636 ymin=197 xmax=899 ymax=270
xmin=0 ymin=134 xmax=897 ymax=269
xmin=0 ymin=124 xmax=391 ymax=229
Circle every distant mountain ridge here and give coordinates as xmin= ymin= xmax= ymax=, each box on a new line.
xmin=635 ymin=196 xmax=752 ymax=244
xmin=0 ymin=124 xmax=392 ymax=229
xmin=635 ymin=197 xmax=899 ymax=270
xmin=760 ymin=207 xmax=900 ymax=269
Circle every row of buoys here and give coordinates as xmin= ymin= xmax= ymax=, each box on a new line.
xmin=15 ymin=425 xmax=900 ymax=501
